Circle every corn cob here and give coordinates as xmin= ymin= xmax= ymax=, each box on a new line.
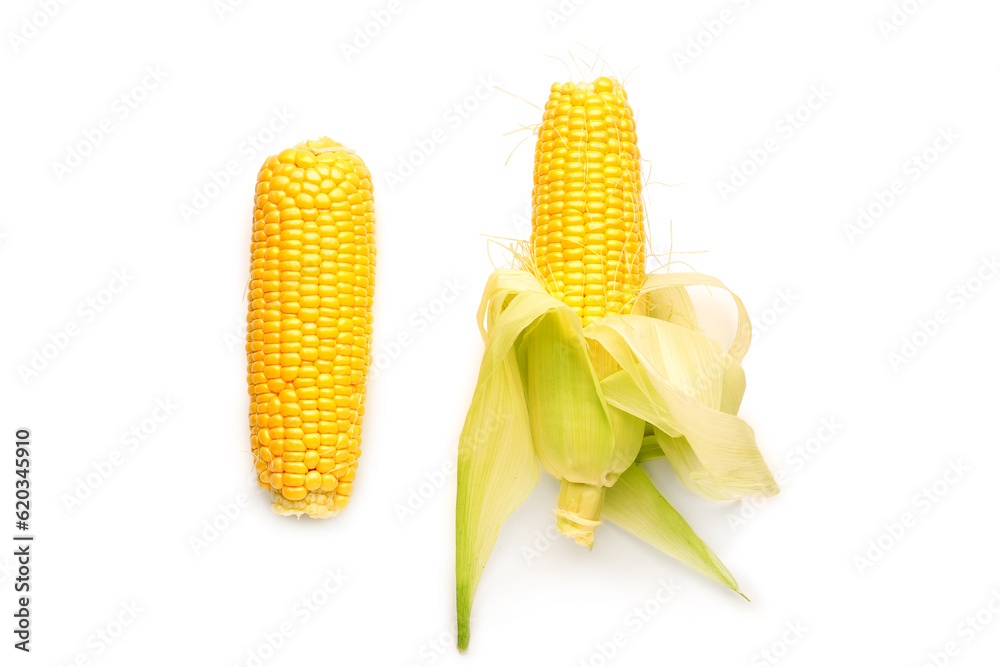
xmin=246 ymin=138 xmax=375 ymax=518
xmin=532 ymin=77 xmax=645 ymax=326
xmin=524 ymin=78 xmax=647 ymax=544
xmin=456 ymin=75 xmax=778 ymax=650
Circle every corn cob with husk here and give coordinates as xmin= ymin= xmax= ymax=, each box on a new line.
xmin=247 ymin=138 xmax=375 ymax=518
xmin=455 ymin=78 xmax=778 ymax=649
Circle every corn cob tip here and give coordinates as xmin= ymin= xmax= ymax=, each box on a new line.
xmin=294 ymin=136 xmax=357 ymax=156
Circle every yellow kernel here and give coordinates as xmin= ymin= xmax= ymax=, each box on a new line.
xmin=282 ymin=473 xmax=306 ymax=487
xmin=304 ymin=450 xmax=320 ymax=469
xmin=284 ymin=461 xmax=308 ymax=475
xmin=305 ymin=471 xmax=322 ymax=491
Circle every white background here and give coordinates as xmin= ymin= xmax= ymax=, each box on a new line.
xmin=3 ymin=0 xmax=1000 ymax=665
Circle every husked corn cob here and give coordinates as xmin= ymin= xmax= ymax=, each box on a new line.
xmin=531 ymin=77 xmax=645 ymax=327
xmin=247 ymin=138 xmax=375 ymax=518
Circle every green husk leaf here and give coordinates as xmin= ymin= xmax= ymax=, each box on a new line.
xmin=636 ymin=433 xmax=664 ymax=462
xmin=519 ymin=309 xmax=614 ymax=479
xmin=649 ymin=352 xmax=752 ymax=500
xmin=458 ymin=268 xmax=632 ymax=646
xmin=652 ymin=430 xmax=736 ymax=500
xmin=639 ymin=272 xmax=749 ymax=415
xmin=603 ymin=465 xmax=744 ymax=596
xmin=601 ymin=372 xmax=737 ymax=500
xmin=638 ymin=283 xmax=699 ymax=330
xmin=519 ymin=309 xmax=641 ymax=487
xmin=477 ymin=269 xmax=644 ymax=543
xmin=457 ymin=272 xmax=559 ymax=650
xmin=590 ymin=343 xmax=646 ymax=478
xmin=641 ymin=272 xmax=752 ymax=363
xmin=456 ymin=345 xmax=538 ymax=651
xmin=616 ymin=314 xmax=726 ymax=410
xmin=518 ymin=308 xmax=615 ymax=546
xmin=590 ymin=316 xmax=778 ymax=498
xmin=720 ymin=352 xmax=747 ymax=415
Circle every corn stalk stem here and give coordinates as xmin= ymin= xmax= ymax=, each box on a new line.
xmin=554 ymin=480 xmax=605 ymax=548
